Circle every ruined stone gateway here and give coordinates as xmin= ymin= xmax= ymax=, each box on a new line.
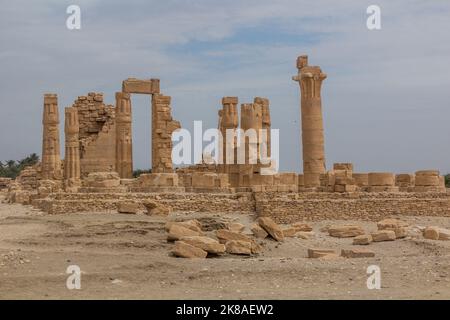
xmin=6 ymin=55 xmax=449 ymax=222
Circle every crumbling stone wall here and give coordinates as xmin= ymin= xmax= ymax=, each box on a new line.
xmin=256 ymin=191 xmax=450 ymax=223
xmin=72 ymin=93 xmax=117 ymax=177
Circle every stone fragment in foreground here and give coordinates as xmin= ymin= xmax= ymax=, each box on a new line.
xmin=377 ymin=218 xmax=408 ymax=230
xmin=172 ymin=241 xmax=207 ymax=259
xmin=292 ymin=222 xmax=313 ymax=232
xmin=307 ymin=248 xmax=337 ymax=259
xmin=228 ymin=222 xmax=245 ymax=233
xmin=167 ymin=224 xmax=202 ymax=241
xmin=371 ymin=230 xmax=396 ymax=242
xmin=423 ymin=226 xmax=450 ymax=240
xmin=377 ymin=218 xmax=408 ymax=239
xmin=143 ymin=200 xmax=171 ymax=216
xmin=117 ymin=201 xmax=139 ymax=214
xmin=438 ymin=228 xmax=450 ymax=240
xmin=353 ymin=234 xmax=373 ymax=245
xmin=180 ymin=236 xmax=226 ymax=254
xmin=251 ymin=224 xmax=268 ymax=239
xmin=216 ymin=229 xmax=252 ymax=244
xmin=257 ymin=217 xmax=285 ymax=242
xmin=165 ymin=220 xmax=203 ymax=233
xmin=341 ymin=248 xmax=375 ymax=258
xmin=282 ymin=227 xmax=298 ymax=237
xmin=225 ymin=240 xmax=252 ymax=255
xmin=328 ymin=225 xmax=365 ymax=238
xmin=296 ymin=231 xmax=315 ymax=239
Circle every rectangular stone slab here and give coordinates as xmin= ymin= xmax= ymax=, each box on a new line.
xmin=122 ymin=78 xmax=160 ymax=94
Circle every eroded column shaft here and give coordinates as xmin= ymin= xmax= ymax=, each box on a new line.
xmin=41 ymin=94 xmax=62 ymax=180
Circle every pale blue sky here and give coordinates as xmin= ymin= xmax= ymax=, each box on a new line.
xmin=1 ymin=0 xmax=450 ymax=173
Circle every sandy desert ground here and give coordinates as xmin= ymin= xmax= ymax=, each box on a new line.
xmin=1 ymin=191 xmax=450 ymax=300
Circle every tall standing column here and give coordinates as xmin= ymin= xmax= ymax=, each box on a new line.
xmin=115 ymin=92 xmax=133 ymax=178
xmin=219 ymin=97 xmax=239 ymax=170
xmin=64 ymin=107 xmax=81 ymax=189
xmin=41 ymin=93 xmax=62 ymax=180
xmin=254 ymin=97 xmax=271 ymax=160
xmin=293 ymin=55 xmax=327 ymax=187
xmin=151 ymin=94 xmax=181 ymax=173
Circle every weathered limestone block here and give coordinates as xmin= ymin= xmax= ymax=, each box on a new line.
xmin=341 ymin=248 xmax=375 ymax=258
xmin=165 ymin=220 xmax=202 ymax=233
xmin=333 ymin=163 xmax=353 ymax=171
xmin=293 ymin=55 xmax=327 ymax=188
xmin=292 ymin=222 xmax=313 ymax=232
xmin=423 ymin=226 xmax=450 ymax=240
xmin=296 ymin=231 xmax=315 ymax=239
xmin=282 ymin=227 xmax=298 ymax=237
xmin=216 ymin=229 xmax=252 ymax=244
xmin=225 ymin=240 xmax=252 ymax=255
xmin=353 ymin=234 xmax=373 ymax=245
xmin=84 ymin=172 xmax=121 ymax=188
xmin=117 ymin=201 xmax=140 ymax=214
xmin=143 ymin=200 xmax=171 ymax=216
xmin=251 ymin=224 xmax=268 ymax=239
xmin=377 ymin=218 xmax=408 ymax=238
xmin=353 ymin=173 xmax=369 ymax=187
xmin=257 ymin=217 xmax=284 ymax=241
xmin=328 ymin=225 xmax=365 ymax=238
xmin=122 ymin=78 xmax=160 ymax=94
xmin=227 ymin=222 xmax=245 ymax=233
xmin=167 ymin=224 xmax=202 ymax=241
xmin=368 ymin=173 xmax=395 ymax=186
xmin=307 ymin=248 xmax=337 ymax=259
xmin=136 ymin=173 xmax=179 ymax=187
xmin=371 ymin=230 xmax=396 ymax=242
xmin=172 ymin=241 xmax=207 ymax=259
xmin=191 ymin=173 xmax=229 ymax=189
xmin=423 ymin=226 xmax=440 ymax=240
xmin=180 ymin=236 xmax=226 ymax=254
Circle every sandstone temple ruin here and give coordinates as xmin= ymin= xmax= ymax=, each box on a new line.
xmin=4 ymin=55 xmax=449 ymax=222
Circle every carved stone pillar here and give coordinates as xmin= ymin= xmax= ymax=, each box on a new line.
xmin=115 ymin=92 xmax=133 ymax=178
xmin=41 ymin=93 xmax=62 ymax=180
xmin=151 ymin=94 xmax=181 ymax=173
xmin=64 ymin=107 xmax=81 ymax=189
xmin=293 ymin=55 xmax=327 ymax=188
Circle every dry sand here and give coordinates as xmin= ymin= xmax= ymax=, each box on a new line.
xmin=1 ymin=192 xmax=450 ymax=300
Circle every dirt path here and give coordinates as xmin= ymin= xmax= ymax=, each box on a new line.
xmin=1 ymin=192 xmax=450 ymax=299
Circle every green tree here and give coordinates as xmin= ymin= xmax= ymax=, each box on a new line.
xmin=445 ymin=174 xmax=450 ymax=188
xmin=0 ymin=154 xmax=40 ymax=179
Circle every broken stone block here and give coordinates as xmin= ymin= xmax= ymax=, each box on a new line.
xmin=165 ymin=220 xmax=202 ymax=233
xmin=341 ymin=248 xmax=375 ymax=258
xmin=216 ymin=229 xmax=252 ymax=244
xmin=227 ymin=222 xmax=245 ymax=233
xmin=172 ymin=241 xmax=207 ymax=259
xmin=117 ymin=201 xmax=139 ymax=214
xmin=307 ymin=248 xmax=336 ymax=259
xmin=377 ymin=218 xmax=408 ymax=230
xmin=251 ymin=224 xmax=268 ymax=239
xmin=438 ymin=228 xmax=450 ymax=240
xmin=282 ymin=227 xmax=298 ymax=237
xmin=257 ymin=217 xmax=284 ymax=242
xmin=225 ymin=240 xmax=252 ymax=255
xmin=296 ymin=231 xmax=315 ymax=239
xmin=371 ymin=230 xmax=396 ymax=242
xmin=250 ymin=241 xmax=263 ymax=254
xmin=328 ymin=225 xmax=365 ymax=238
xmin=143 ymin=200 xmax=171 ymax=216
xmin=353 ymin=234 xmax=373 ymax=245
xmin=167 ymin=224 xmax=202 ymax=241
xmin=292 ymin=222 xmax=313 ymax=232
xmin=180 ymin=236 xmax=226 ymax=254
